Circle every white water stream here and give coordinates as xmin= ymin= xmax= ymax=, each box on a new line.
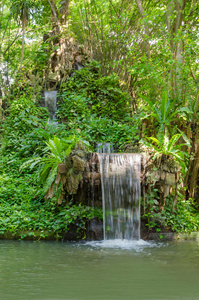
xmin=44 ymin=91 xmax=57 ymax=121
xmin=98 ymin=153 xmax=141 ymax=240
xmin=96 ymin=142 xmax=114 ymax=153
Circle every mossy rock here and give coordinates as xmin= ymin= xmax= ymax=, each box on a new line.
xmin=76 ymin=150 xmax=85 ymax=158
xmin=72 ymin=155 xmax=85 ymax=174
xmin=65 ymin=156 xmax=73 ymax=169
xmin=66 ymin=168 xmax=82 ymax=194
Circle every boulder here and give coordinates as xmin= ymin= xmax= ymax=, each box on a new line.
xmin=165 ymin=173 xmax=175 ymax=185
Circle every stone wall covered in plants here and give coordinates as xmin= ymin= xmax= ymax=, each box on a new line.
xmin=45 ymin=144 xmax=102 ymax=209
xmin=49 ymin=144 xmax=182 ymax=223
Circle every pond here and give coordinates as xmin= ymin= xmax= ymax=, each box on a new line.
xmin=0 ymin=239 xmax=199 ymax=300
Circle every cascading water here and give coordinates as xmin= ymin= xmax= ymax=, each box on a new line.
xmin=96 ymin=142 xmax=114 ymax=153
xmin=98 ymin=153 xmax=141 ymax=240
xmin=44 ymin=91 xmax=57 ymax=121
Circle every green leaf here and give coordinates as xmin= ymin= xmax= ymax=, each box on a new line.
xmin=139 ymin=93 xmax=155 ymax=108
xmin=160 ymin=90 xmax=167 ymax=122
xmin=167 ymin=133 xmax=182 ymax=152
xmin=42 ymin=165 xmax=58 ymax=194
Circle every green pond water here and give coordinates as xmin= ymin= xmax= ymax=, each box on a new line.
xmin=0 ymin=239 xmax=199 ymax=300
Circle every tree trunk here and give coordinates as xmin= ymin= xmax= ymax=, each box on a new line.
xmin=48 ymin=0 xmax=70 ymax=34
xmin=20 ymin=4 xmax=28 ymax=66
xmin=189 ymin=137 xmax=199 ymax=200
xmin=48 ymin=0 xmax=60 ymax=35
xmin=166 ymin=0 xmax=187 ymax=99
xmin=60 ymin=0 xmax=70 ymax=25
xmin=20 ymin=27 xmax=25 ymax=64
xmin=185 ymin=92 xmax=199 ymax=200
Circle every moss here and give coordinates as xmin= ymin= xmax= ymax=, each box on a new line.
xmin=66 ymin=168 xmax=82 ymax=194
xmin=72 ymin=155 xmax=85 ymax=174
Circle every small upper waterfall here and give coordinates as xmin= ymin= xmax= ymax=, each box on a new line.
xmin=44 ymin=91 xmax=57 ymax=121
xmin=98 ymin=153 xmax=141 ymax=240
xmin=96 ymin=142 xmax=114 ymax=153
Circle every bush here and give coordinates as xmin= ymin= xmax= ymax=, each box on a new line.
xmin=0 ymin=201 xmax=103 ymax=239
xmin=57 ymin=61 xmax=141 ymax=149
xmin=163 ymin=196 xmax=199 ymax=233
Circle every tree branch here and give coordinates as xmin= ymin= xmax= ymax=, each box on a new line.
xmin=47 ymin=0 xmax=60 ymax=24
xmin=3 ymin=29 xmax=20 ymax=56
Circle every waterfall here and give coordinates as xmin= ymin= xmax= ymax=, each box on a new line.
xmin=44 ymin=91 xmax=57 ymax=121
xmin=98 ymin=153 xmax=141 ymax=240
xmin=96 ymin=142 xmax=114 ymax=153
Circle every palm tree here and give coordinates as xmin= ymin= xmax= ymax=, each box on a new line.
xmin=10 ymin=0 xmax=34 ymax=65
xmin=47 ymin=0 xmax=70 ymax=34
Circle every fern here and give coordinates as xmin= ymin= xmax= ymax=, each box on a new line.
xmin=21 ymin=135 xmax=89 ymax=198
xmin=140 ymin=129 xmax=189 ymax=174
xmin=140 ymin=91 xmax=181 ymax=135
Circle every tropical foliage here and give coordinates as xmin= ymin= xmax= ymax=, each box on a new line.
xmin=0 ymin=0 xmax=199 ymax=238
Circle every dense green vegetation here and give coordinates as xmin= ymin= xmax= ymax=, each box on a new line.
xmin=0 ymin=0 xmax=199 ymax=239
